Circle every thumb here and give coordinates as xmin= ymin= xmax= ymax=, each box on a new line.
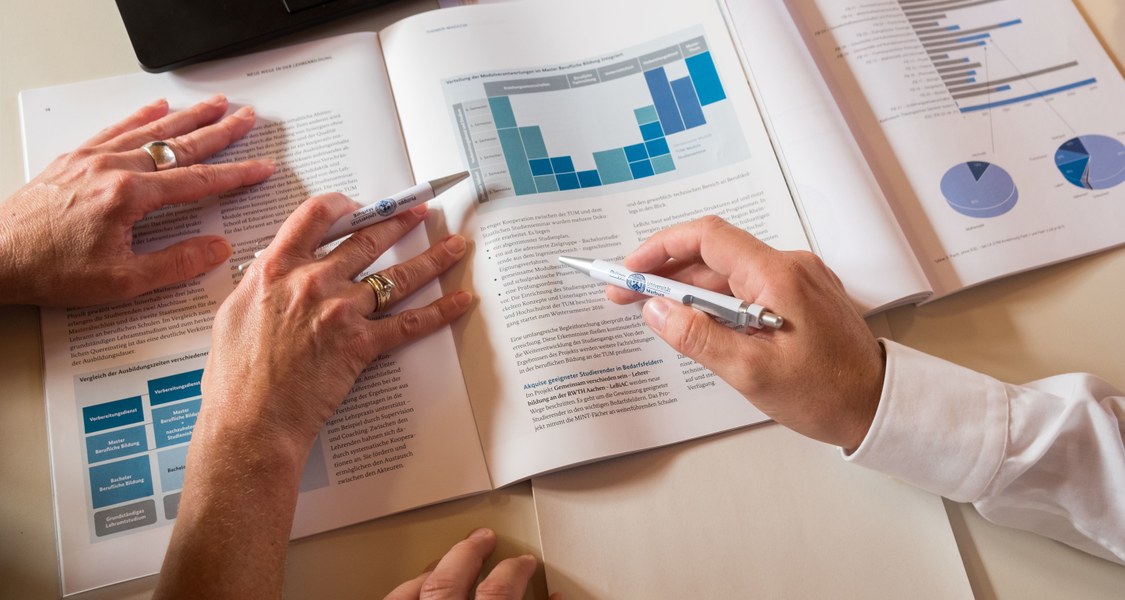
xmin=132 ymin=236 xmax=232 ymax=291
xmin=642 ymin=297 xmax=748 ymax=377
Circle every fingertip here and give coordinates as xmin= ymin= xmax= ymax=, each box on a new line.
xmin=642 ymin=297 xmax=672 ymax=333
xmin=452 ymin=290 xmax=474 ymax=309
xmin=202 ymin=94 xmax=228 ymax=108
xmin=443 ymin=234 xmax=467 ymax=256
xmin=206 ymin=239 xmax=233 ymax=265
xmin=409 ymin=204 xmax=429 ymax=218
xmin=469 ymin=527 xmax=495 ymax=540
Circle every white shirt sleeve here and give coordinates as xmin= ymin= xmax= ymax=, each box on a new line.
xmin=845 ymin=339 xmax=1125 ymax=565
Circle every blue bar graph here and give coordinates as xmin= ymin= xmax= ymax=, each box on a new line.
xmin=448 ymin=31 xmax=747 ymax=203
xmin=480 ymin=49 xmax=727 ymax=198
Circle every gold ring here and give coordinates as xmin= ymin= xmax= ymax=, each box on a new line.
xmin=363 ymin=273 xmax=396 ymax=313
xmin=141 ymin=140 xmax=178 ymax=171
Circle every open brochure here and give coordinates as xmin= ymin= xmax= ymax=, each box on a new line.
xmin=17 ymin=0 xmax=1125 ymax=594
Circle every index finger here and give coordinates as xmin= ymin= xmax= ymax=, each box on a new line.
xmin=418 ymin=528 xmax=498 ymax=600
xmin=626 ymin=215 xmax=776 ymax=284
xmin=81 ymin=99 xmax=170 ymax=148
xmin=269 ymin=193 xmax=359 ymax=258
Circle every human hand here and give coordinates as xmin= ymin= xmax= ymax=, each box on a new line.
xmin=386 ymin=528 xmax=553 ymax=600
xmin=157 ymin=196 xmax=472 ymax=600
xmin=608 ymin=216 xmax=885 ymax=451
xmin=0 ymin=95 xmax=274 ymax=307
xmin=197 ymin=194 xmax=473 ymax=462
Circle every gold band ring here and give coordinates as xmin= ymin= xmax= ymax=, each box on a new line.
xmin=363 ymin=273 xmax=396 ymax=313
xmin=141 ymin=141 xmax=178 ymax=171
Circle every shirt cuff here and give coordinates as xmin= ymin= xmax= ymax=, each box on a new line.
xmin=844 ymin=339 xmax=1009 ymax=502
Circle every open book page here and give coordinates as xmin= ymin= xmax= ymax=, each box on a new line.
xmin=381 ymin=0 xmax=811 ymax=486
xmin=724 ymin=0 xmax=931 ymax=313
xmin=20 ymin=33 xmax=489 ymax=595
xmin=789 ymin=0 xmax=1125 ymax=298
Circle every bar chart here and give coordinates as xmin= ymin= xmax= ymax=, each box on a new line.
xmin=897 ymin=0 xmax=1097 ymax=113
xmin=444 ymin=31 xmax=748 ymax=203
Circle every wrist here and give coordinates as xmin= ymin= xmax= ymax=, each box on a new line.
xmin=0 ymin=216 xmax=30 ymax=305
xmin=190 ymin=405 xmax=312 ymax=483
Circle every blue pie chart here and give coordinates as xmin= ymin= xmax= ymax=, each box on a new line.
xmin=940 ymin=161 xmax=1018 ymax=218
xmin=1055 ymin=135 xmax=1125 ymax=190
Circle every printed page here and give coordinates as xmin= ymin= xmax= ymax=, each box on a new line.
xmin=725 ymin=0 xmax=931 ymax=313
xmin=790 ymin=0 xmax=1125 ymax=297
xmin=381 ymin=0 xmax=812 ymax=485
xmin=20 ymin=33 xmax=489 ymax=595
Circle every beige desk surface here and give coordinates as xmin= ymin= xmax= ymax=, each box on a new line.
xmin=2 ymin=1 xmax=1124 ymax=599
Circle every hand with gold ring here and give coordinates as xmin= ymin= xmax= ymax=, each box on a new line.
xmin=156 ymin=195 xmax=473 ymax=597
xmin=0 ymin=95 xmax=275 ymax=307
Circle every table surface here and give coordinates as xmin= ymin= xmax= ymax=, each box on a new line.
xmin=2 ymin=1 xmax=1124 ymax=599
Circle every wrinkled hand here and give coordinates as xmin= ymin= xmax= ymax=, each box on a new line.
xmin=198 ymin=194 xmax=473 ymax=458
xmin=0 ymin=95 xmax=274 ymax=307
xmin=156 ymin=196 xmax=473 ymax=599
xmin=386 ymin=529 xmax=552 ymax=600
xmin=608 ymin=216 xmax=885 ymax=451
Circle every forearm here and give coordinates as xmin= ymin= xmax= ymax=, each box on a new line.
xmin=155 ymin=420 xmax=309 ymax=599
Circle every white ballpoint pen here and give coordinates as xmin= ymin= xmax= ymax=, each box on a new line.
xmin=558 ymin=256 xmax=784 ymax=330
xmin=237 ymin=171 xmax=470 ymax=273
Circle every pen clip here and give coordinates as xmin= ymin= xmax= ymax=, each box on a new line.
xmin=683 ymin=295 xmax=748 ymax=329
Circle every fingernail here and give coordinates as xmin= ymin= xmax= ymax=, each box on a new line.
xmin=410 ymin=204 xmax=429 ymax=217
xmin=257 ymin=158 xmax=277 ymax=173
xmin=469 ymin=527 xmax=493 ymax=539
xmin=453 ymin=291 xmax=474 ymax=308
xmin=205 ymin=94 xmax=227 ymax=107
xmin=643 ymin=298 xmax=669 ymax=333
xmin=207 ymin=240 xmax=232 ymax=264
xmin=233 ymin=105 xmax=255 ymax=119
xmin=443 ymin=235 xmax=466 ymax=255
xmin=148 ymin=98 xmax=168 ymax=109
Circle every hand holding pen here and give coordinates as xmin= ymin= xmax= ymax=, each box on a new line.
xmin=598 ymin=216 xmax=886 ymax=451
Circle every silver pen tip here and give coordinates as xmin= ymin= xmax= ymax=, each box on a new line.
xmin=429 ymin=171 xmax=471 ymax=196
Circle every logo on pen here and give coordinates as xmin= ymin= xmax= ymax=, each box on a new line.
xmin=626 ymin=273 xmax=646 ymax=293
xmin=375 ymin=199 xmax=397 ymax=217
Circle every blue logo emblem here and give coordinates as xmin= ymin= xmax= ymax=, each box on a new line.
xmin=375 ymin=199 xmax=397 ymax=217
xmin=626 ymin=273 xmax=646 ymax=293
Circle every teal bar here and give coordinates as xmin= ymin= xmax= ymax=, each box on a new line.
xmin=594 ymin=148 xmax=633 ymax=184
xmin=489 ymin=96 xmax=518 ymax=129
xmin=535 ymin=174 xmax=560 ymax=192
xmin=634 ymin=105 xmax=659 ymax=125
xmin=651 ymin=154 xmax=676 ymax=174
xmin=498 ymin=128 xmax=537 ymax=195
xmin=520 ymin=126 xmax=548 ymax=160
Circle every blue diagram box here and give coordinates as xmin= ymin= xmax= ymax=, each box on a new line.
xmin=148 ymin=369 xmax=203 ymax=406
xmin=82 ymin=396 xmax=144 ymax=435
xmin=86 ymin=425 xmax=148 ymax=465
xmin=89 ymin=455 xmax=154 ymax=509
xmin=152 ymin=398 xmax=201 ymax=448
xmin=157 ymin=445 xmax=189 ymax=492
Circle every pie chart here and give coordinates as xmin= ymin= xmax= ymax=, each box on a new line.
xmin=1055 ymin=135 xmax=1125 ymax=190
xmin=940 ymin=161 xmax=1019 ymax=218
